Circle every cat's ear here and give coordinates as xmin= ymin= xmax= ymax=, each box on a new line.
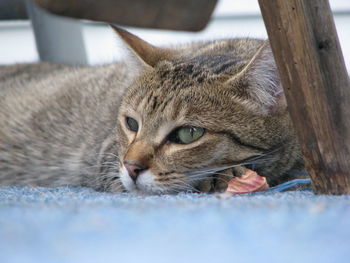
xmin=225 ymin=41 xmax=286 ymax=115
xmin=111 ymin=25 xmax=175 ymax=68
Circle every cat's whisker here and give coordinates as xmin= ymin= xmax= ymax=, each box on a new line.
xmin=186 ymin=174 xmax=231 ymax=185
xmin=158 ymin=179 xmax=198 ymax=194
xmin=176 ymin=181 xmax=198 ymax=192
xmin=183 ymin=152 xmax=279 ymax=176
xmin=83 ymin=163 xmax=118 ymax=170
xmin=170 ymin=183 xmax=197 ymax=194
xmin=110 ymin=180 xmax=124 ymax=192
xmin=94 ymin=152 xmax=120 ymax=160
xmin=99 ymin=161 xmax=119 ymax=165
xmin=176 ymin=175 xmax=208 ymax=187
xmin=83 ymin=170 xmax=120 ymax=187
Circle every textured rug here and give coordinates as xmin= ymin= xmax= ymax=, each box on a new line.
xmin=1 ymin=186 xmax=349 ymax=263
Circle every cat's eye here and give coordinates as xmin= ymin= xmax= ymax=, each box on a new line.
xmin=125 ymin=117 xmax=139 ymax=132
xmin=168 ymin=126 xmax=205 ymax=144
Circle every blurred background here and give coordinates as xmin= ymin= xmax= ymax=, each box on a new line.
xmin=0 ymin=0 xmax=349 ymax=71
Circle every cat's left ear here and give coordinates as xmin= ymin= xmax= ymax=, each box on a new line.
xmin=111 ymin=25 xmax=176 ymax=68
xmin=225 ymin=41 xmax=286 ymax=115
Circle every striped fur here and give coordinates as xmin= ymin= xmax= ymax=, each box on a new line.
xmin=0 ymin=29 xmax=304 ymax=194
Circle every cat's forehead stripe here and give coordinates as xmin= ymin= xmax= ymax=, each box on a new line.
xmin=159 ymin=96 xmax=174 ymax=113
xmin=142 ymin=90 xmax=177 ymax=115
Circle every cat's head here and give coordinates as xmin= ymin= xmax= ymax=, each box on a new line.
xmin=113 ymin=27 xmax=297 ymax=194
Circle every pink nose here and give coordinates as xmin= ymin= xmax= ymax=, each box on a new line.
xmin=123 ymin=161 xmax=148 ymax=182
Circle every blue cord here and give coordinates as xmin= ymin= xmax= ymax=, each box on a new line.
xmin=264 ymin=178 xmax=312 ymax=193
xmin=231 ymin=170 xmax=312 ymax=195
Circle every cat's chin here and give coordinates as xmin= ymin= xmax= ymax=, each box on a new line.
xmin=119 ymin=166 xmax=171 ymax=195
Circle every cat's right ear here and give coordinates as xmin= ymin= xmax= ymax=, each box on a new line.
xmin=224 ymin=41 xmax=286 ymax=115
xmin=111 ymin=25 xmax=175 ymax=68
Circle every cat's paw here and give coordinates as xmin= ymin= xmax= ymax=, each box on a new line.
xmin=196 ymin=169 xmax=233 ymax=193
xmin=196 ymin=166 xmax=269 ymax=194
xmin=196 ymin=178 xmax=213 ymax=193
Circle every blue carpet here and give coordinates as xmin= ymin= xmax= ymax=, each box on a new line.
xmin=0 ymin=186 xmax=349 ymax=263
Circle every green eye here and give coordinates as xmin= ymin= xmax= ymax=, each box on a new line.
xmin=168 ymin=126 xmax=205 ymax=144
xmin=126 ymin=117 xmax=139 ymax=132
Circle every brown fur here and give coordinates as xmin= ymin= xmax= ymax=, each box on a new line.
xmin=0 ymin=27 xmax=304 ymax=194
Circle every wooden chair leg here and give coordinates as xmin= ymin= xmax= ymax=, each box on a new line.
xmin=258 ymin=0 xmax=350 ymax=194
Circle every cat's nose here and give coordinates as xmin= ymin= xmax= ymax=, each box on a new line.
xmin=123 ymin=161 xmax=148 ymax=182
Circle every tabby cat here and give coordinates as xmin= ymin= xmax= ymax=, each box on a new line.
xmin=0 ymin=26 xmax=304 ymax=194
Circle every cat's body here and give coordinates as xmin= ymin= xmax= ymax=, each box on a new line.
xmin=0 ymin=63 xmax=131 ymax=191
xmin=0 ymin=28 xmax=304 ymax=194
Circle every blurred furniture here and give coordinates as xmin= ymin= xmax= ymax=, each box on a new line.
xmin=31 ymin=0 xmax=218 ymax=31
xmin=0 ymin=0 xmax=87 ymax=65
xmin=26 ymin=1 xmax=87 ymax=65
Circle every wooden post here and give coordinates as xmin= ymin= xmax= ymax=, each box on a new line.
xmin=258 ymin=0 xmax=350 ymax=194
